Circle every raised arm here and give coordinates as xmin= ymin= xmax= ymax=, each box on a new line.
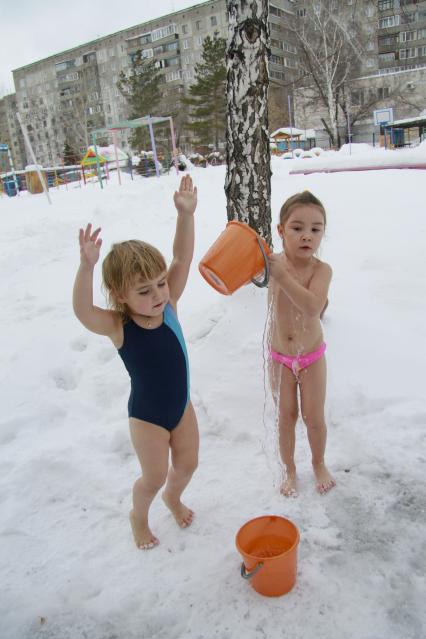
xmin=72 ymin=224 xmax=120 ymax=336
xmin=269 ymin=255 xmax=332 ymax=318
xmin=167 ymin=175 xmax=197 ymax=305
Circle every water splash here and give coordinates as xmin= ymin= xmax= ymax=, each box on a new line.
xmin=261 ymin=286 xmax=284 ymax=489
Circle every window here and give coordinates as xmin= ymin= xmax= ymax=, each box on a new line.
xmin=210 ymin=16 xmax=217 ymax=26
xmin=377 ymin=87 xmax=389 ymax=100
xmin=418 ymin=45 xmax=426 ymax=56
xmin=165 ymin=56 xmax=179 ymax=67
xmin=142 ymin=48 xmax=154 ymax=59
xmin=151 ymin=24 xmax=177 ymax=42
xmin=378 ymin=0 xmax=394 ymax=10
xmin=379 ymin=52 xmax=396 ymax=62
xmin=182 ymin=24 xmax=188 ymax=34
xmin=400 ymin=30 xmax=417 ymax=42
xmin=297 ymin=8 xmax=306 ymax=17
xmin=379 ymin=15 xmax=400 ymax=28
xmin=284 ymin=57 xmax=297 ymax=68
xmin=182 ymin=69 xmax=193 ymax=81
xmin=55 ymin=59 xmax=76 ymax=72
xmin=82 ymin=53 xmax=96 ymax=64
xmin=400 ymin=47 xmax=417 ymax=58
xmin=196 ymin=35 xmax=203 ymax=46
xmin=183 ymin=39 xmax=189 ymax=49
xmin=196 ymin=20 xmax=202 ymax=30
xmin=379 ymin=34 xmax=398 ymax=46
xmin=283 ymin=42 xmax=297 ymax=54
xmin=166 ymin=70 xmax=181 ymax=82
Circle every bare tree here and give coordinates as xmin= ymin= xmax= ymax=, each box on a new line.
xmin=225 ymin=0 xmax=272 ymax=246
xmin=294 ymin=0 xmax=364 ymax=147
xmin=58 ymin=95 xmax=95 ymax=154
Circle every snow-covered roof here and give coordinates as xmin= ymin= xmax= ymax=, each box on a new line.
xmin=88 ymin=145 xmax=128 ymax=161
xmin=270 ymin=127 xmax=316 ymax=140
xmin=390 ymin=114 xmax=426 ymax=127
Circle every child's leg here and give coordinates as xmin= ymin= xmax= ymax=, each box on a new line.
xmin=162 ymin=402 xmax=199 ymax=528
xmin=129 ymin=418 xmax=170 ymax=548
xmin=299 ymin=357 xmax=335 ymax=494
xmin=270 ymin=360 xmax=299 ymax=496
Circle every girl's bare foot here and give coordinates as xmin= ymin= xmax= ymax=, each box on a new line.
xmin=129 ymin=510 xmax=159 ymax=549
xmin=280 ymin=470 xmax=298 ymax=497
xmin=162 ymin=493 xmax=194 ymax=528
xmin=313 ymin=462 xmax=336 ymax=494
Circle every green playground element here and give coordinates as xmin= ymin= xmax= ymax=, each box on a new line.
xmin=91 ymin=115 xmax=178 ymax=189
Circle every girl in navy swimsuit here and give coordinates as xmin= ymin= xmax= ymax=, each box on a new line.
xmin=73 ymin=175 xmax=199 ymax=550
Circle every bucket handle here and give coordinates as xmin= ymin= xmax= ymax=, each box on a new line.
xmin=240 ymin=561 xmax=264 ymax=580
xmin=251 ymin=237 xmax=269 ymax=288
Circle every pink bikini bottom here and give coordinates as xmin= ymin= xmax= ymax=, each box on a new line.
xmin=270 ymin=342 xmax=326 ymax=377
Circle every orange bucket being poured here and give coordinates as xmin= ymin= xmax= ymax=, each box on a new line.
xmin=199 ymin=221 xmax=270 ymax=295
xmin=236 ymin=515 xmax=300 ymax=597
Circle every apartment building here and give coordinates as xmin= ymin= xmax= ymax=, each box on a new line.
xmin=349 ymin=0 xmax=426 ymax=142
xmin=377 ymin=0 xmax=426 ymax=73
xmin=0 ymin=94 xmax=26 ymax=171
xmin=10 ymin=0 xmax=298 ymax=169
xmin=292 ymin=0 xmax=426 ymax=146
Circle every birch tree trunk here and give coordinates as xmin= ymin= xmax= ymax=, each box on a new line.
xmin=225 ymin=0 xmax=272 ymax=247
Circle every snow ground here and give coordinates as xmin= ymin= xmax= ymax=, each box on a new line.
xmin=0 ymin=158 xmax=425 ymax=639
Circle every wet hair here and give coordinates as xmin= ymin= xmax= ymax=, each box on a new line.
xmin=102 ymin=240 xmax=167 ymax=318
xmin=279 ymin=191 xmax=327 ymax=227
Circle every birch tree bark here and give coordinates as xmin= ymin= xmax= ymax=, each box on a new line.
xmin=225 ymin=0 xmax=272 ymax=247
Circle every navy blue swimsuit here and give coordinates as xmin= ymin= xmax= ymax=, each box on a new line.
xmin=118 ymin=303 xmax=189 ymax=431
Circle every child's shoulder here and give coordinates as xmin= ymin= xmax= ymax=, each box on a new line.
xmin=314 ymin=258 xmax=332 ymax=277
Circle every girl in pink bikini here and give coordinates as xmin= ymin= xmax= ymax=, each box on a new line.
xmin=267 ymin=191 xmax=336 ymax=497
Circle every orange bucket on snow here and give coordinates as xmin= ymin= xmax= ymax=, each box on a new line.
xmin=236 ymin=515 xmax=300 ymax=597
xmin=199 ymin=221 xmax=270 ymax=295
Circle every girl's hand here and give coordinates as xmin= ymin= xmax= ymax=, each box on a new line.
xmin=79 ymin=223 xmax=102 ymax=267
xmin=173 ymin=174 xmax=197 ymax=216
xmin=268 ymin=253 xmax=298 ymax=282
xmin=268 ymin=253 xmax=288 ymax=281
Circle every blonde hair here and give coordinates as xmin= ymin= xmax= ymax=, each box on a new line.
xmin=279 ymin=191 xmax=327 ymax=227
xmin=102 ymin=240 xmax=167 ymax=318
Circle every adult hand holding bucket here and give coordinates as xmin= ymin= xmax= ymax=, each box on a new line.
xmin=198 ymin=221 xmax=270 ymax=295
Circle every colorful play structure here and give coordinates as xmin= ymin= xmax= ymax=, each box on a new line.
xmin=89 ymin=115 xmax=179 ymax=189
xmin=0 ymin=143 xmax=19 ymax=197
xmin=1 ymin=113 xmax=179 ymax=199
xmin=270 ymin=127 xmax=316 ymax=152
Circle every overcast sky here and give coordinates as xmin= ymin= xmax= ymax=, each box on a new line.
xmin=0 ymin=0 xmax=198 ymax=95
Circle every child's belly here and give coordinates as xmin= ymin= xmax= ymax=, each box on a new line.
xmin=270 ymin=316 xmax=323 ymax=356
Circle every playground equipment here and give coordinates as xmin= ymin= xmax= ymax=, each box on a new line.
xmin=199 ymin=221 xmax=270 ymax=295
xmin=26 ymin=165 xmax=49 ymax=194
xmin=16 ymin=112 xmax=52 ymax=205
xmin=236 ymin=515 xmax=300 ymax=597
xmin=80 ymin=148 xmax=109 ymax=185
xmin=0 ymin=143 xmax=19 ymax=197
xmin=90 ymin=115 xmax=179 ymax=189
